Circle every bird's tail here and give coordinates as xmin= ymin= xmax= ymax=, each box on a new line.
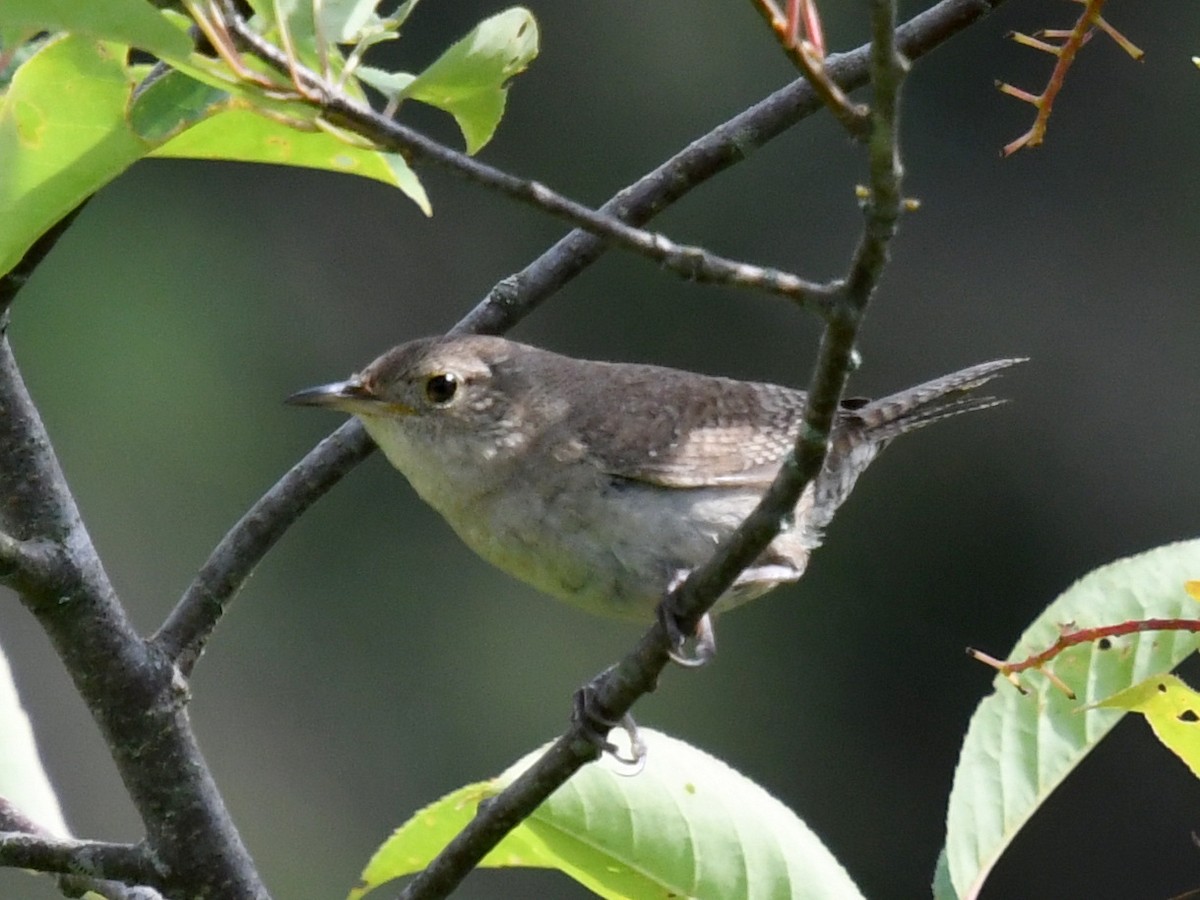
xmin=848 ymin=357 xmax=1027 ymax=442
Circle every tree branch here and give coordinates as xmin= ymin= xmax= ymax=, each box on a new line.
xmin=0 ymin=338 xmax=267 ymax=896
xmin=0 ymin=532 xmax=63 ymax=596
xmin=0 ymin=799 xmax=165 ymax=900
xmin=454 ymin=0 xmax=1003 ymax=338
xmin=1 ymin=3 xmax=1004 ymax=899
xmin=0 ymin=832 xmax=160 ymax=890
xmin=748 ymin=0 xmax=871 ymax=140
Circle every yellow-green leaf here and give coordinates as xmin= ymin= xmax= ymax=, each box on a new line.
xmin=151 ymin=107 xmax=430 ymax=214
xmin=2 ymin=0 xmax=192 ymax=60
xmin=350 ymin=728 xmax=863 ymax=900
xmin=127 ymin=67 xmax=231 ymax=143
xmin=0 ymin=32 xmax=432 ymax=278
xmin=398 ymin=7 xmax=538 ymax=154
xmin=1095 ymin=674 xmax=1200 ymax=778
xmin=0 ymin=35 xmax=146 ymax=276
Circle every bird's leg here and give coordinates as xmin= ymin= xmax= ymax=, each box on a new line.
xmin=572 ymin=679 xmax=646 ymax=768
xmin=658 ymin=570 xmax=718 ymax=667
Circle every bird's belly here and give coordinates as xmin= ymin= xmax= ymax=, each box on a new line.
xmin=445 ymin=477 xmax=804 ymax=622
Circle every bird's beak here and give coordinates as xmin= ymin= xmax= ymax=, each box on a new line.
xmin=286 ymin=378 xmax=410 ymax=416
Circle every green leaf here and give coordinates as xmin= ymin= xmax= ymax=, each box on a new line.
xmin=151 ymin=107 xmax=430 ymax=214
xmin=1 ymin=0 xmax=192 ymax=60
xmin=354 ymin=66 xmax=415 ymax=98
xmin=0 ymin=35 xmax=148 ymax=276
xmin=399 ymin=7 xmax=538 ymax=154
xmin=1 ymin=31 xmax=47 ymax=89
xmin=1094 ymin=673 xmax=1200 ymax=778
xmin=127 ymin=67 xmax=232 ymax=143
xmin=942 ymin=539 xmax=1200 ymax=900
xmin=317 ymin=0 xmax=378 ymax=43
xmin=0 ymin=32 xmax=431 ymax=277
xmin=347 ymin=781 xmax=487 ymax=900
xmin=2 ymin=4 xmax=463 ymax=272
xmin=0 ymin=636 xmax=69 ymax=837
xmin=320 ymin=0 xmax=418 ymax=45
xmin=350 ymin=728 xmax=863 ymax=900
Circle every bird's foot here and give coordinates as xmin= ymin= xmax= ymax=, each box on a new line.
xmin=572 ymin=681 xmax=646 ymax=769
xmin=657 ymin=570 xmax=717 ymax=667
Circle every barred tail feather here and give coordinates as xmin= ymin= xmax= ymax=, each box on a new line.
xmin=852 ymin=357 xmax=1026 ymax=442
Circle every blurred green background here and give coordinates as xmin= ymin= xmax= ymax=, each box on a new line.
xmin=3 ymin=1 xmax=1200 ymax=897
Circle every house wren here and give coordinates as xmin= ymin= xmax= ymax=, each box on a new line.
xmin=288 ymin=335 xmax=1020 ymax=641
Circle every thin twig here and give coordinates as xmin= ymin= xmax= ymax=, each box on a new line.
xmin=462 ymin=0 xmax=1006 ymax=334
xmin=154 ymin=420 xmax=375 ymax=675
xmin=998 ymin=0 xmax=1141 ymax=155
xmin=0 ymin=800 xmax=165 ymax=900
xmin=792 ymin=42 xmax=870 ymax=139
xmin=748 ymin=0 xmax=869 ymax=139
xmin=969 ymin=617 xmax=1200 ymax=697
xmin=222 ymin=5 xmax=837 ymax=314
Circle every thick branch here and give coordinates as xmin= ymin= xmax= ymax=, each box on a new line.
xmin=0 ymin=334 xmax=268 ymax=899
xmin=0 ymin=532 xmax=63 ymax=596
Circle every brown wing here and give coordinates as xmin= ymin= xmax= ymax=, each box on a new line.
xmin=558 ymin=362 xmax=808 ymax=488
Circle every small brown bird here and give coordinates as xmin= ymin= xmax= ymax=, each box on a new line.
xmin=289 ymin=336 xmax=1021 ymax=654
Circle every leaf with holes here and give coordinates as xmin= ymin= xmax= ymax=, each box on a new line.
xmin=1094 ymin=673 xmax=1200 ymax=779
xmin=942 ymin=539 xmax=1200 ymax=899
xmin=358 ymin=7 xmax=538 ymax=154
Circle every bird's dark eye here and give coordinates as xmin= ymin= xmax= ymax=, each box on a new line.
xmin=424 ymin=373 xmax=459 ymax=405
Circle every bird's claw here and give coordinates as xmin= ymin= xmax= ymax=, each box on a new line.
xmin=572 ymin=682 xmax=646 ymax=769
xmin=657 ymin=577 xmax=717 ymax=667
